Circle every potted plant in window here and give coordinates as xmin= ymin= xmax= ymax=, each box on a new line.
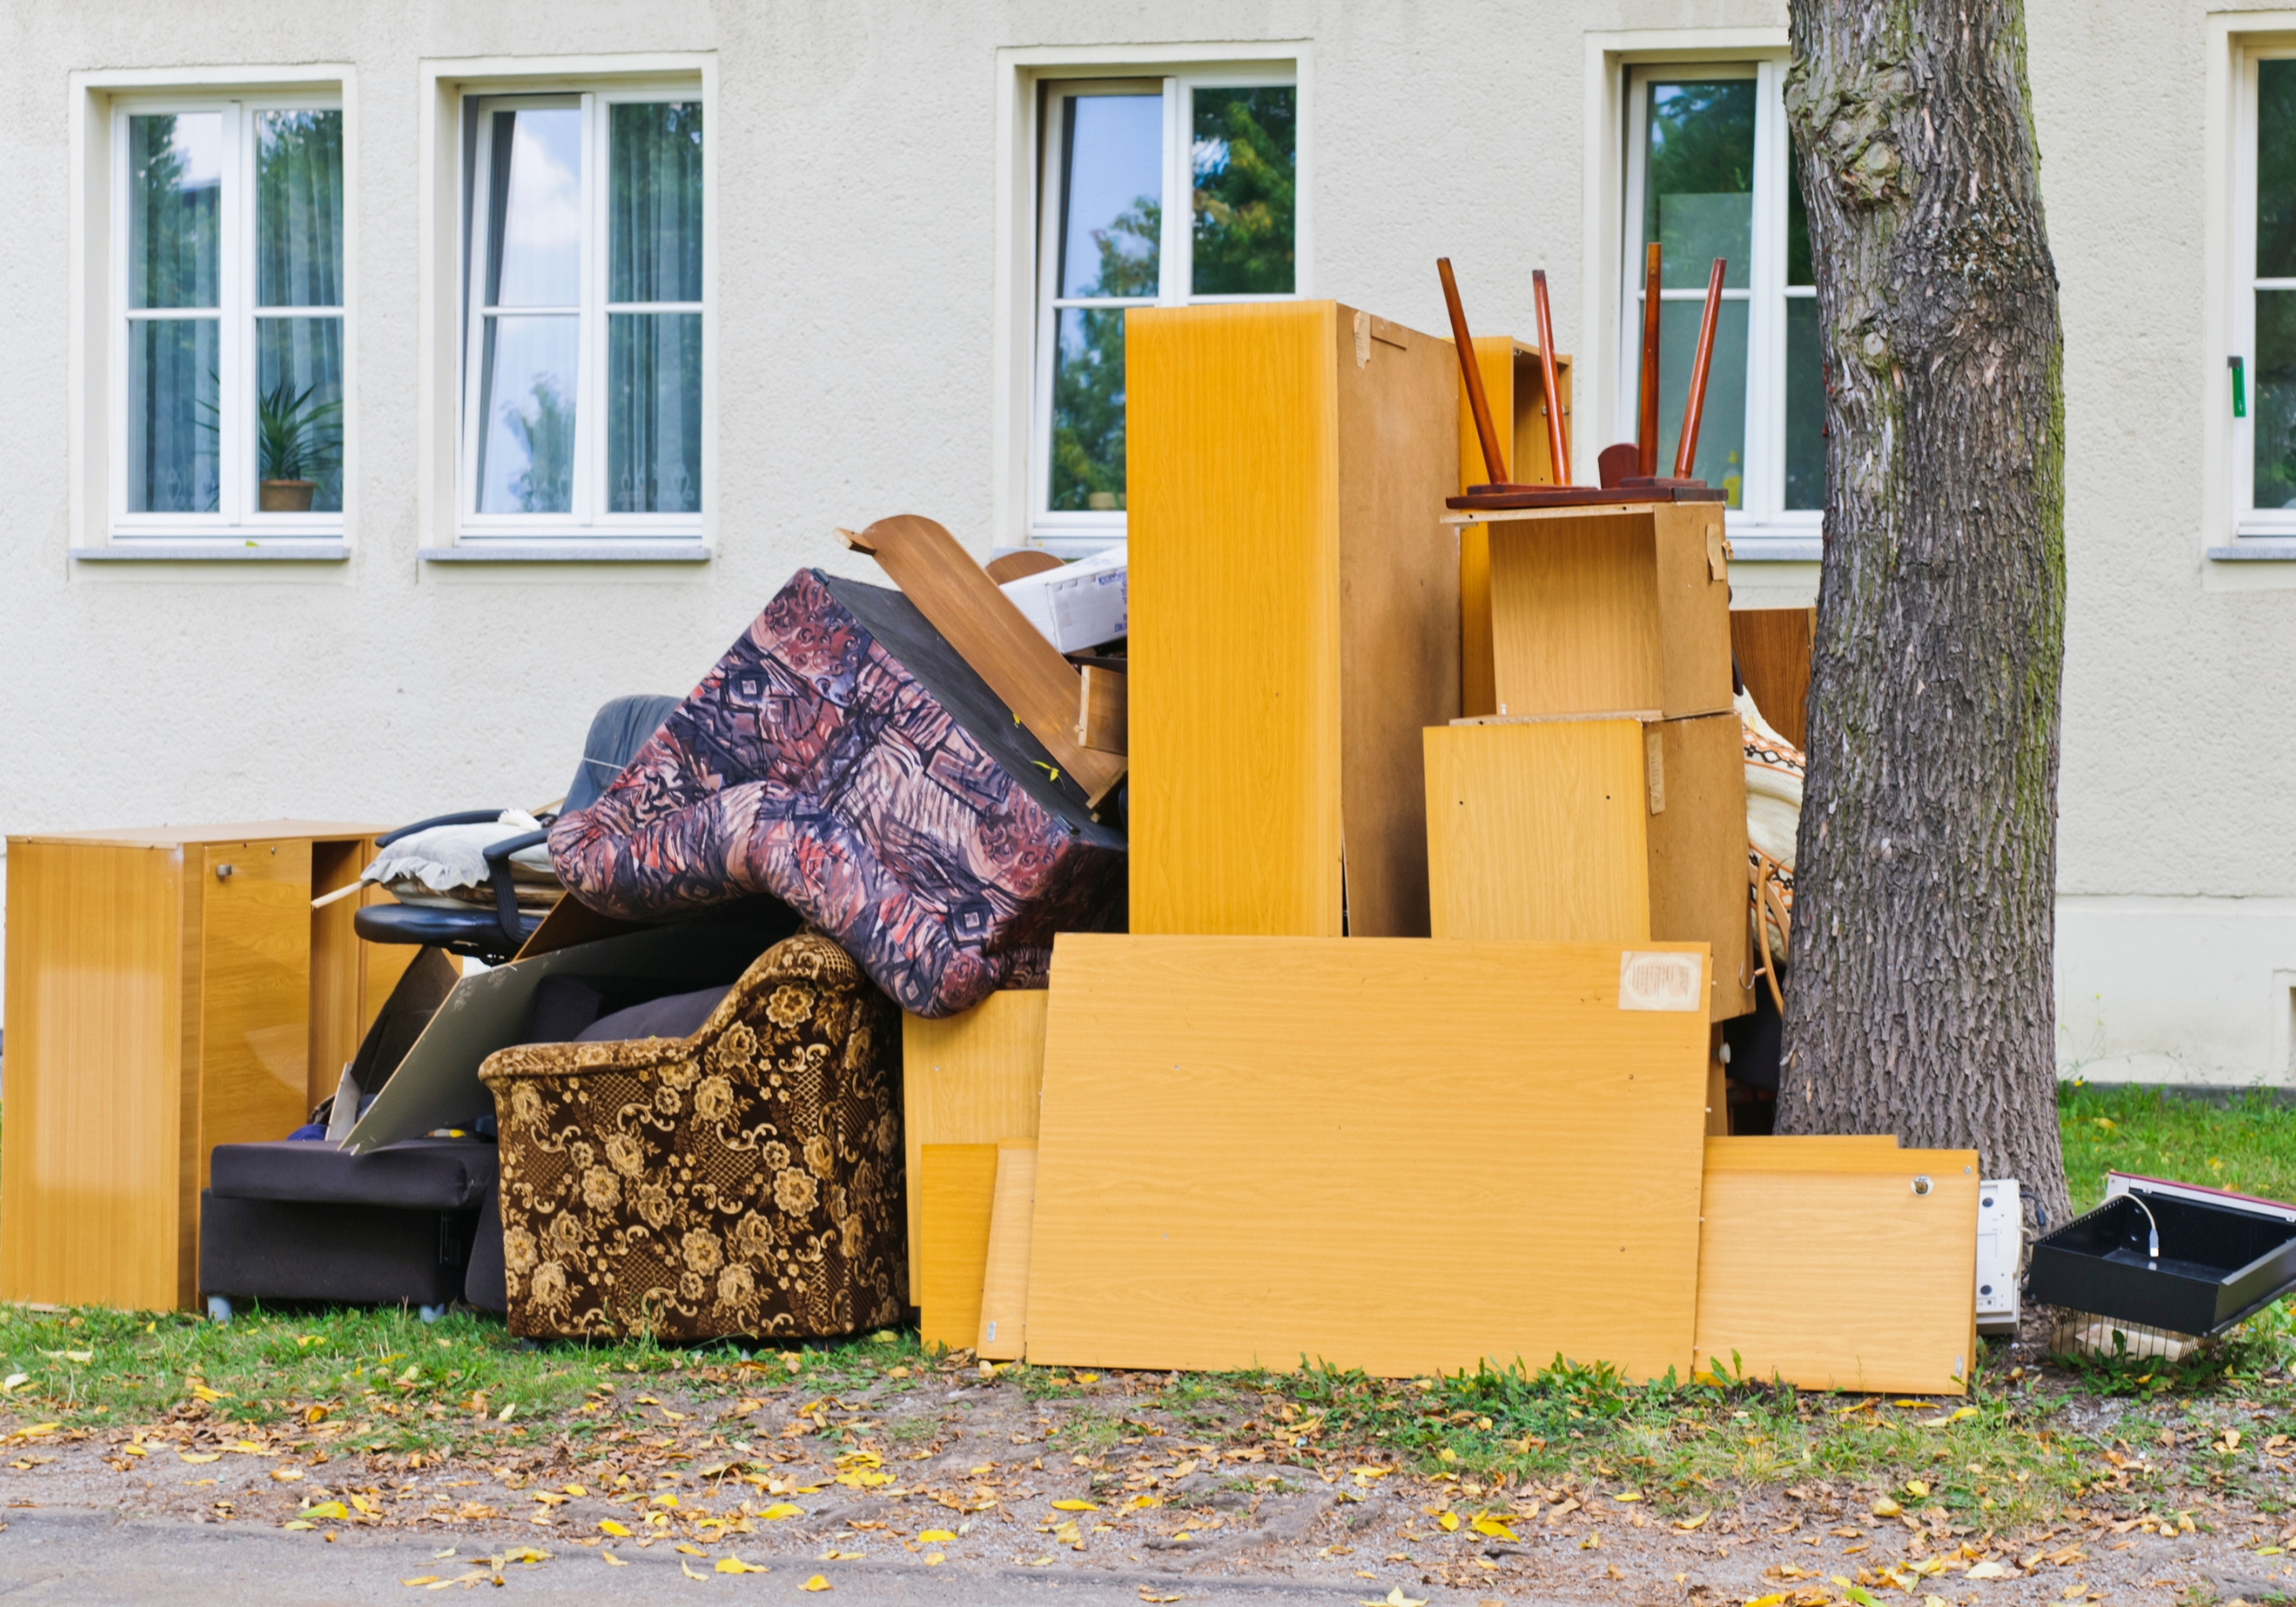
xmin=254 ymin=378 xmax=343 ymax=512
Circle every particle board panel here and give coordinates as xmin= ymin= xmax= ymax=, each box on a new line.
xmin=918 ymin=1144 xmax=1001 ymax=1354
xmin=196 ymin=840 xmax=314 ymax=1194
xmin=1648 ymin=713 xmax=1755 ymax=1021
xmin=1486 ymin=505 xmax=1733 ymax=722
xmin=1693 ymin=1143 xmax=1980 ymax=1394
xmin=1423 ymin=720 xmax=1651 ymax=942
xmin=1334 ymin=311 xmax=1462 ymax=938
xmin=1731 ymin=606 xmax=1816 ymax=752
xmin=0 ymin=841 xmax=187 ymax=1311
xmin=977 ymin=1142 xmax=1038 ymax=1361
xmin=1025 ymin=934 xmax=1711 ymax=1379
xmin=900 ymin=991 xmax=1049 ymax=1303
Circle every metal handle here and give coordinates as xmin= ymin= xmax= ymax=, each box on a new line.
xmin=213 ymin=864 xmax=234 ymax=881
xmin=1910 ymin=1175 xmax=1933 ymax=1196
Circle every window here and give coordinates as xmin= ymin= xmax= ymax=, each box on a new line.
xmin=1030 ymin=72 xmax=1300 ymax=545
xmin=459 ymin=91 xmax=702 ymax=535
xmin=1618 ymin=63 xmax=1819 ymax=530
xmin=2239 ymin=49 xmax=2296 ymax=532
xmin=110 ymin=97 xmax=344 ymax=536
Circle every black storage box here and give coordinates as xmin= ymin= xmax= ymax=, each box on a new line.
xmin=2028 ymin=1186 xmax=2296 ymax=1337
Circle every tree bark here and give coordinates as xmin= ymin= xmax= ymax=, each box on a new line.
xmin=1777 ymin=0 xmax=2071 ymax=1229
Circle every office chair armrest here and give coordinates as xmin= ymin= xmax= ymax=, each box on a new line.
xmin=484 ymin=829 xmax=552 ymax=955
xmin=376 ymin=808 xmax=513 ymax=847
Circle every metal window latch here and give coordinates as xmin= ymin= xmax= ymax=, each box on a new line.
xmin=2232 ymin=355 xmax=2248 ymax=419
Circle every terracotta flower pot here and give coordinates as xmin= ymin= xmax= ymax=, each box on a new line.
xmin=259 ymin=479 xmax=317 ymax=513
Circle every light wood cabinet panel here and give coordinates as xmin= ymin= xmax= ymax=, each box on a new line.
xmin=2 ymin=822 xmax=389 ymax=1310
xmin=1457 ymin=336 xmax=1572 ymax=719
xmin=900 ymin=992 xmax=1047 ymax=1304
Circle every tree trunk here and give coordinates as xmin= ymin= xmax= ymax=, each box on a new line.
xmin=1777 ymin=0 xmax=2071 ymax=1230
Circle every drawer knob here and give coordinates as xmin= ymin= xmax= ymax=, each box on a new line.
xmin=213 ymin=864 xmax=234 ymax=881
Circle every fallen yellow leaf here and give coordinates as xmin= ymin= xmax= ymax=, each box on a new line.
xmin=1676 ymin=1513 xmax=1709 ymax=1532
xmin=1129 ymin=1494 xmax=1161 ymax=1509
xmin=1966 ymin=1561 xmax=2012 ymax=1579
xmin=1745 ymin=1594 xmax=1788 ymax=1607
xmin=924 ymin=1554 xmax=946 ymax=1566
xmin=1051 ymin=1499 xmax=1100 ymax=1511
xmin=598 ymin=1519 xmax=632 ymax=1536
xmin=760 ymin=1503 xmax=804 ymax=1520
xmin=681 ymin=1560 xmax=709 ymax=1580
xmin=674 ymin=1543 xmax=705 ymax=1556
xmin=500 ymin=1548 xmax=548 ymax=1564
xmin=1612 ymin=1491 xmax=1642 ymax=1502
xmin=1470 ymin=1515 xmax=1517 ymax=1540
xmin=717 ymin=1557 xmax=769 ymax=1574
xmin=601 ymin=1551 xmax=627 ymax=1567
xmin=401 ymin=1578 xmax=439 ymax=1588
xmin=1360 ymin=1590 xmax=1426 ymax=1607
xmin=1904 ymin=1481 xmax=1929 ymax=1498
xmin=918 ymin=1529 xmax=956 ymax=1542
xmin=301 ymin=1501 xmax=350 ymax=1521
xmin=803 ymin=1576 xmax=833 ymax=1592
xmin=1438 ymin=1512 xmax=1460 ymax=1533
xmin=269 ymin=1467 xmax=303 ymax=1482
xmin=178 ymin=1450 xmax=221 ymax=1464
xmin=1872 ymin=1498 xmax=1902 ymax=1517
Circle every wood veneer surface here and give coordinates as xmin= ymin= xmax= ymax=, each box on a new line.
xmin=977 ymin=1141 xmax=1038 ymax=1361
xmin=918 ymin=1144 xmax=1000 ymax=1353
xmin=901 ymin=992 xmax=1048 ymax=1303
xmin=1026 ymin=934 xmax=1710 ymax=1379
xmin=1694 ymin=1141 xmax=1979 ymax=1394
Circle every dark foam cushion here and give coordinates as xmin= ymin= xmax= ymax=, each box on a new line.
xmin=575 ymin=985 xmax=733 ymax=1043
xmin=207 ymin=1138 xmax=498 ymax=1210
xmin=199 ymin=1194 xmax=474 ymax=1305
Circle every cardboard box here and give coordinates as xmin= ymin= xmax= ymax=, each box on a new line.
xmin=999 ymin=544 xmax=1127 ymax=653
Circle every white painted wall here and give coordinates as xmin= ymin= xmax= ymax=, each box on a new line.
xmin=0 ymin=0 xmax=2290 ymax=1084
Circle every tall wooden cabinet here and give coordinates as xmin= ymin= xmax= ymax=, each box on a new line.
xmin=2 ymin=822 xmax=408 ymax=1310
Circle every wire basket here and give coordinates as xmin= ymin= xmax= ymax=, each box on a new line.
xmin=2047 ymin=1307 xmax=2206 ymax=1363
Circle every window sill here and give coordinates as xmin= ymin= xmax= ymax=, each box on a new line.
xmin=2208 ymin=541 xmax=2296 ymax=561
xmin=73 ymin=541 xmax=350 ymax=562
xmin=420 ymin=542 xmax=711 ymax=564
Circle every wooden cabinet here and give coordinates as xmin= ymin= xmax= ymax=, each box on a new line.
xmin=1456 ymin=336 xmax=1572 ymax=718
xmin=1126 ymin=300 xmax=1461 ymax=938
xmin=2 ymin=822 xmax=407 ymax=1310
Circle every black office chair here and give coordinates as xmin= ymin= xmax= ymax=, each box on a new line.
xmin=354 ymin=694 xmax=681 ymax=961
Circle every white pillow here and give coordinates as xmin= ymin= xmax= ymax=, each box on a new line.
xmin=363 ymin=810 xmax=558 ymax=908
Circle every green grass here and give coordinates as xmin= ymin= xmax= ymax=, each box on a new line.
xmin=2058 ymin=1083 xmax=2296 ymax=1210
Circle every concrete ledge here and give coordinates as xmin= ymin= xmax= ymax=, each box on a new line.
xmin=1728 ymin=538 xmax=1822 ymax=563
xmin=72 ymin=542 xmax=349 ymax=561
xmin=2208 ymin=542 xmax=2296 ymax=560
xmin=419 ymin=543 xmax=710 ymax=563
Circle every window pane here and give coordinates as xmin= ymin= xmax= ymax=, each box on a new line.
xmin=1191 ymin=86 xmax=1296 ymax=295
xmin=256 ymin=110 xmax=343 ymax=308
xmin=253 ymin=317 xmax=344 ymax=512
xmin=1652 ymin=295 xmax=1749 ymax=508
xmin=607 ymin=313 xmax=700 ymax=512
xmin=1057 ymin=94 xmax=1161 ymax=299
xmin=1785 ymin=296 xmax=1824 ymax=510
xmin=1642 ymin=81 xmax=1753 ymax=290
xmin=1787 ymin=140 xmax=1813 ymax=287
xmin=127 ymin=317 xmax=219 ymax=512
xmin=128 ymin=113 xmax=221 ymax=310
xmin=485 ymin=108 xmax=582 ymax=308
xmin=2255 ymin=290 xmax=2296 ymax=508
xmin=2259 ymin=61 xmax=2296 ymax=277
xmin=609 ymin=103 xmax=702 ymax=304
xmin=474 ymin=315 xmax=578 ymax=513
xmin=1049 ymin=306 xmax=1127 ymax=511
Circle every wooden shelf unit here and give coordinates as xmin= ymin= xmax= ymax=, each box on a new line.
xmin=1456 ymin=336 xmax=1572 ymax=718
xmin=2 ymin=822 xmax=411 ymax=1310
xmin=1126 ymin=300 xmax=1461 ymax=938
xmin=1423 ymin=716 xmax=1754 ymax=1021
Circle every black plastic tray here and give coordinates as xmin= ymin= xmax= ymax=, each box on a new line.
xmin=2028 ymin=1188 xmax=2296 ymax=1336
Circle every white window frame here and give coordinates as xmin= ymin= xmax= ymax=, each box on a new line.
xmin=1016 ymin=58 xmax=1307 ymax=552
xmin=455 ymin=78 xmax=707 ymax=541
xmin=2231 ymin=42 xmax=2296 ymax=541
xmin=1616 ymin=60 xmax=1817 ymax=543
xmin=106 ymin=91 xmax=345 ymax=542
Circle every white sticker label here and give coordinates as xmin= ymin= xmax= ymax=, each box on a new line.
xmin=1618 ymin=951 xmax=1703 ymax=1012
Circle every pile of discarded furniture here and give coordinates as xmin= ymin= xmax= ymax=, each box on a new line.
xmin=9 ymin=256 xmax=2292 ymax=1386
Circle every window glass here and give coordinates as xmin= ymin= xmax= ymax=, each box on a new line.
xmin=1048 ymin=92 xmax=1162 ymax=514
xmin=128 ymin=319 xmax=218 ymax=513
xmin=1638 ymin=80 xmax=1753 ymax=503
xmin=1191 ymin=86 xmax=1295 ymax=294
xmin=128 ymin=113 xmax=222 ymax=310
xmin=2257 ymin=61 xmax=2296 ymax=509
xmin=606 ymin=103 xmax=703 ymax=513
xmin=476 ymin=317 xmax=578 ymax=514
xmin=125 ymin=113 xmax=222 ymax=515
xmin=486 ymin=108 xmax=583 ymax=309
xmin=253 ymin=111 xmax=344 ymax=511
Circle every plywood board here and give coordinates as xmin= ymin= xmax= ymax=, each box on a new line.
xmin=1650 ymin=504 xmax=1738 ymax=720
xmin=1732 ymin=606 xmax=1815 ymax=751
xmin=901 ymin=991 xmax=1048 ymax=1302
xmin=918 ymin=1144 xmax=1000 ymax=1354
xmin=1694 ymin=1144 xmax=1979 ymax=1394
xmin=977 ymin=1141 xmax=1038 ymax=1361
xmin=1025 ymin=934 xmax=1711 ymax=1379
xmin=1423 ymin=720 xmax=1651 ymax=942
xmin=1648 ymin=712 xmax=1754 ymax=1021
xmin=1333 ymin=309 xmax=1461 ymax=938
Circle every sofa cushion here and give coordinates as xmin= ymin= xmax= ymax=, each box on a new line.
xmin=207 ymin=1137 xmax=498 ymax=1211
